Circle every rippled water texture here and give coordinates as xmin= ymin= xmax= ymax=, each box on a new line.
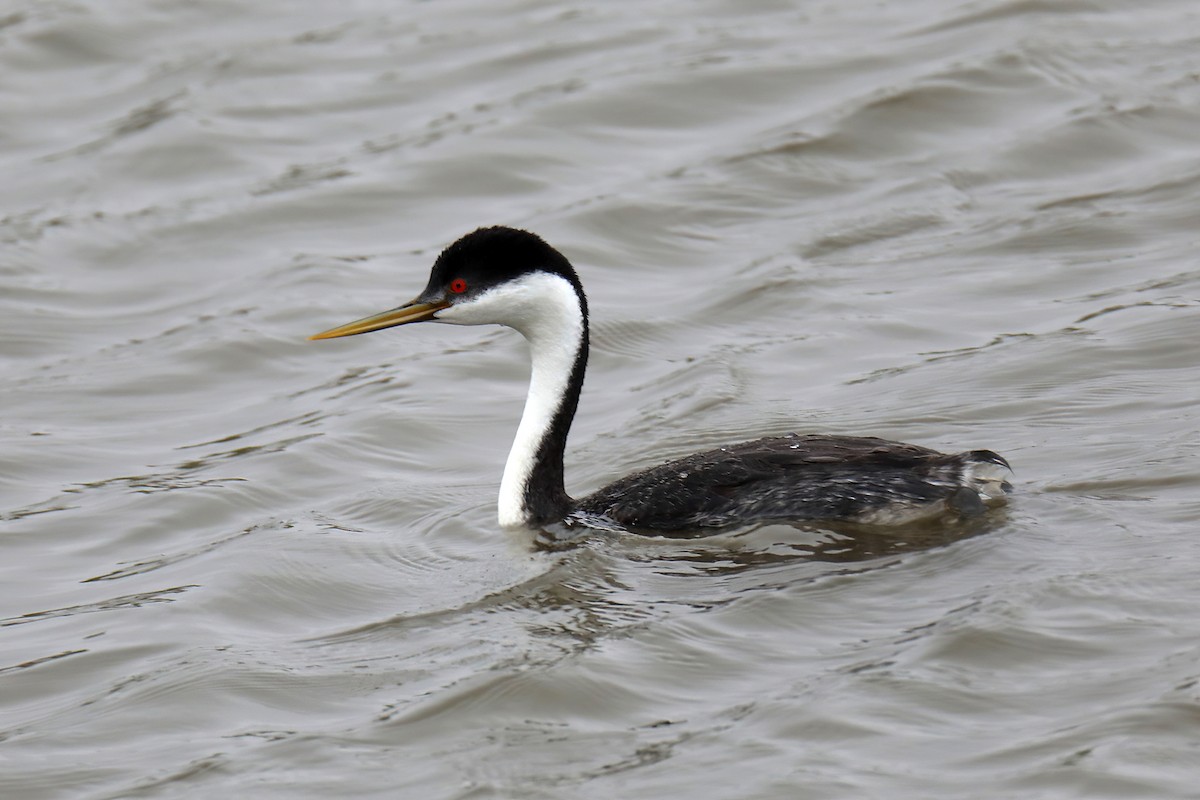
xmin=3 ymin=1 xmax=1200 ymax=797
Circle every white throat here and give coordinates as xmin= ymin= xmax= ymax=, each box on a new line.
xmin=435 ymin=271 xmax=585 ymax=528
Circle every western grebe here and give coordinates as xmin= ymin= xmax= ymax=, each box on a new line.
xmin=311 ymin=226 xmax=1010 ymax=533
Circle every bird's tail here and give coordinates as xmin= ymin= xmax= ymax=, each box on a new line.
xmin=962 ymin=450 xmax=1013 ymax=503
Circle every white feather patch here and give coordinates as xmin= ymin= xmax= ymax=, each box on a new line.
xmin=436 ymin=272 xmax=584 ymax=528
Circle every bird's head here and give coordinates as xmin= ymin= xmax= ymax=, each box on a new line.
xmin=309 ymin=226 xmax=585 ymax=340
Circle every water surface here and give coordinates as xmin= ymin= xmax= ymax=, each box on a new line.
xmin=3 ymin=1 xmax=1200 ymax=797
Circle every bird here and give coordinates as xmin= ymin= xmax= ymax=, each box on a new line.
xmin=310 ymin=226 xmax=1011 ymax=535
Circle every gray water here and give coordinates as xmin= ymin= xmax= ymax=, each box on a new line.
xmin=3 ymin=1 xmax=1200 ymax=797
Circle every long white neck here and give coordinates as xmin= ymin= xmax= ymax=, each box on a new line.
xmin=435 ymin=271 xmax=588 ymax=529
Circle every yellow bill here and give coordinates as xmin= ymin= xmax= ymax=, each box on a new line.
xmin=309 ymin=299 xmax=450 ymax=340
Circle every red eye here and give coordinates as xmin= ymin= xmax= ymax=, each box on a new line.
xmin=450 ymin=278 xmax=468 ymax=294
